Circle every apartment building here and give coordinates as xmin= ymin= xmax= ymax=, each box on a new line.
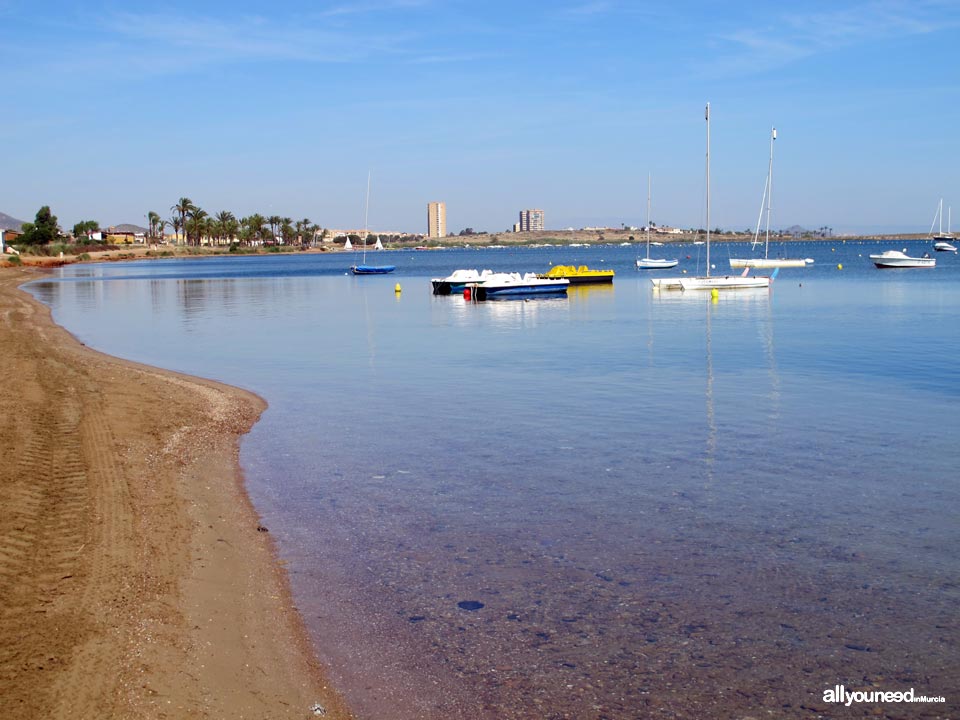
xmin=427 ymin=201 xmax=446 ymax=238
xmin=519 ymin=209 xmax=544 ymax=232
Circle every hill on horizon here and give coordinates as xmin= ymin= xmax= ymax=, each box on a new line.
xmin=0 ymin=212 xmax=27 ymax=231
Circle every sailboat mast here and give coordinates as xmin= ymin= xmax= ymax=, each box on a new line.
xmin=705 ymin=102 xmax=711 ymax=277
xmin=363 ymin=171 xmax=371 ymax=261
xmin=765 ymin=127 xmax=775 ymax=259
xmin=939 ymin=198 xmax=944 ymax=235
xmin=646 ymin=173 xmax=651 ymax=259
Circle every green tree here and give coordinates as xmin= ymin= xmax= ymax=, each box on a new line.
xmin=20 ymin=206 xmax=60 ymax=245
xmin=172 ymin=197 xmax=195 ymax=245
xmin=170 ymin=215 xmax=183 ymax=244
xmin=72 ymin=219 xmax=100 ymax=239
xmin=147 ymin=211 xmax=160 ymax=240
xmin=186 ymin=206 xmax=209 ymax=245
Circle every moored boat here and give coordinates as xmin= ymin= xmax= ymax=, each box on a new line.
xmin=472 ymin=272 xmax=569 ymax=299
xmin=536 ymin=265 xmax=614 ymax=284
xmin=931 ymin=201 xmax=955 ymax=251
xmin=729 ymin=257 xmax=813 ymax=268
xmin=636 ymin=175 xmax=678 ymax=270
xmin=869 ymin=249 xmax=936 ymax=268
xmin=728 ymin=128 xmax=812 ymax=270
xmin=679 ymin=274 xmax=772 ymax=291
xmin=351 ymin=264 xmax=396 ymax=275
xmin=431 ymin=269 xmax=494 ymax=295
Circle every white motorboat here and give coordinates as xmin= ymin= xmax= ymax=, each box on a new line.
xmin=934 ymin=240 xmax=957 ymax=252
xmin=869 ymin=249 xmax=936 ymax=268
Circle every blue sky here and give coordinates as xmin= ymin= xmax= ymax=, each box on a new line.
xmin=1 ymin=0 xmax=958 ymax=234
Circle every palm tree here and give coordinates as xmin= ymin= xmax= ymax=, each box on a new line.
xmin=147 ymin=211 xmax=160 ymax=241
xmin=158 ymin=219 xmax=170 ymax=243
xmin=186 ymin=206 xmax=209 ymax=246
xmin=171 ymin=216 xmax=183 ymax=245
xmin=215 ymin=211 xmax=236 ymax=245
xmin=266 ymin=215 xmax=281 ymax=242
xmin=243 ymin=214 xmax=267 ymax=245
xmin=280 ymin=218 xmax=294 ymax=245
xmin=172 ymin=197 xmax=195 ymax=245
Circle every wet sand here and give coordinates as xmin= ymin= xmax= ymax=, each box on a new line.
xmin=0 ymin=267 xmax=351 ymax=719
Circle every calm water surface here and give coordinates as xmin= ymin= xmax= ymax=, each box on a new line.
xmin=29 ymin=241 xmax=960 ymax=718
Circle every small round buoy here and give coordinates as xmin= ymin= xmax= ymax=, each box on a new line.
xmin=463 ymin=286 xmax=472 ymax=300
xmin=711 ymin=288 xmax=719 ymax=300
xmin=394 ymin=282 xmax=402 ymax=293
xmin=837 ymin=263 xmax=843 ymax=270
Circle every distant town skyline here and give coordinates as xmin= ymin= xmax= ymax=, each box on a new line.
xmin=2 ymin=1 xmax=958 ymax=235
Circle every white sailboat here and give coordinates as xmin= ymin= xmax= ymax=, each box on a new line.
xmin=636 ymin=174 xmax=678 ymax=269
xmin=675 ymin=104 xmax=772 ymax=291
xmin=729 ymin=127 xmax=812 ymax=269
xmin=931 ymin=199 xmax=956 ymax=252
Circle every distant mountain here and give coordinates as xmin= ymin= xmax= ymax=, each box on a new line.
xmin=0 ymin=212 xmax=27 ymax=231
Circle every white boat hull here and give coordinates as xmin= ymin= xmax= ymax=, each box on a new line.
xmin=870 ymin=250 xmax=936 ymax=268
xmin=637 ymin=258 xmax=679 ymax=269
xmin=679 ymin=275 xmax=771 ymax=291
xmin=729 ymin=257 xmax=812 ymax=268
xmin=651 ymin=277 xmax=684 ymax=290
xmin=934 ymin=240 xmax=957 ymax=252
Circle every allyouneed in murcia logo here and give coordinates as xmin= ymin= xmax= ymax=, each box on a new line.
xmin=824 ymin=685 xmax=946 ymax=707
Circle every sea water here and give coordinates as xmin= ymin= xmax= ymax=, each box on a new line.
xmin=29 ymin=240 xmax=960 ymax=718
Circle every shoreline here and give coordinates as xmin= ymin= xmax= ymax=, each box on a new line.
xmin=0 ymin=267 xmax=351 ymax=719
xmin=0 ymin=231 xmax=935 ymax=269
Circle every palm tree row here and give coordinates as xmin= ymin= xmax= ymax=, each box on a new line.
xmin=144 ymin=197 xmax=324 ymax=246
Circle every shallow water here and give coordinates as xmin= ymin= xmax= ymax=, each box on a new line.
xmin=29 ymin=240 xmax=960 ymax=718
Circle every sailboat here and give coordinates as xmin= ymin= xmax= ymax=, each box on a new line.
xmin=636 ymin=174 xmax=678 ymax=269
xmin=350 ymin=173 xmax=396 ymax=275
xmin=931 ymin=199 xmax=956 ymax=252
xmin=665 ymin=104 xmax=773 ymax=291
xmin=729 ymin=127 xmax=813 ymax=269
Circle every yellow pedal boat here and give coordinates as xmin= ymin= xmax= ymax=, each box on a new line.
xmin=537 ymin=265 xmax=615 ymax=284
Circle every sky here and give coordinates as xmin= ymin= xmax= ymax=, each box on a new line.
xmin=1 ymin=0 xmax=958 ymax=235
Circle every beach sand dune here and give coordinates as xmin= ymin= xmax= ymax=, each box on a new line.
xmin=0 ymin=269 xmax=350 ymax=719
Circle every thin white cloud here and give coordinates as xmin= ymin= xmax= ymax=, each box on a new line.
xmin=707 ymin=0 xmax=951 ymax=78
xmin=99 ymin=11 xmax=404 ymax=64
xmin=317 ymin=0 xmax=432 ymax=18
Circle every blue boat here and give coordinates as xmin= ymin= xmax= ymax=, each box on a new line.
xmin=350 ymin=173 xmax=395 ymax=275
xmin=473 ymin=272 xmax=569 ymax=300
xmin=351 ymin=264 xmax=396 ymax=275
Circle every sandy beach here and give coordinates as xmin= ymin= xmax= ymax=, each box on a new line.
xmin=0 ymin=267 xmax=351 ymax=719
